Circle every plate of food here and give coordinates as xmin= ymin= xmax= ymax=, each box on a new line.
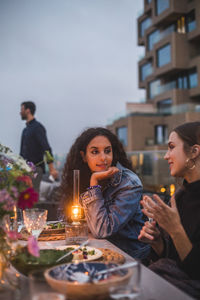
xmin=41 ymin=222 xmax=65 ymax=234
xmin=55 ymin=245 xmax=102 ymax=262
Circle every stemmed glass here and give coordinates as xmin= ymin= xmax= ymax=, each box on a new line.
xmin=109 ymin=261 xmax=141 ymax=300
xmin=23 ymin=208 xmax=48 ymax=240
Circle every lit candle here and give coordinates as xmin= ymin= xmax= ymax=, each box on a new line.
xmin=71 ymin=170 xmax=81 ymax=224
xmin=71 ymin=205 xmax=81 ymax=223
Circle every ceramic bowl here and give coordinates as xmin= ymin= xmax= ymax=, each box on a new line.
xmin=44 ymin=262 xmax=132 ymax=300
xmin=11 ymin=247 xmax=73 ymax=276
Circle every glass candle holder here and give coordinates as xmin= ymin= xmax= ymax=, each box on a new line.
xmin=65 ymin=222 xmax=88 ymax=245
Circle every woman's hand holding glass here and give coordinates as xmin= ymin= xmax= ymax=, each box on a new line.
xmin=138 ymin=220 xmax=160 ymax=244
xmin=138 ymin=220 xmax=164 ymax=256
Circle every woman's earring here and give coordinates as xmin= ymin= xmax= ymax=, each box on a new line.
xmin=185 ymin=158 xmax=196 ymax=170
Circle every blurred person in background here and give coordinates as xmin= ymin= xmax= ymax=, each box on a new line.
xmin=20 ymin=101 xmax=58 ymax=192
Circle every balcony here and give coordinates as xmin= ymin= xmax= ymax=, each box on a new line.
xmin=153 ymin=0 xmax=188 ymax=26
xmin=153 ymin=32 xmax=189 ymax=77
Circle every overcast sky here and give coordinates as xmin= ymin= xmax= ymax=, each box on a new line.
xmin=0 ymin=0 xmax=144 ymax=155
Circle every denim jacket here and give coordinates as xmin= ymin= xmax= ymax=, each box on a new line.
xmin=80 ymin=162 xmax=150 ymax=259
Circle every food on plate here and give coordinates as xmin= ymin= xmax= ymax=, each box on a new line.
xmin=69 ymin=247 xmax=96 ymax=260
xmin=45 ymin=222 xmax=65 ymax=230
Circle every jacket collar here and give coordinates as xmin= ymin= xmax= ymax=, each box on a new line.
xmin=26 ymin=118 xmax=36 ymax=127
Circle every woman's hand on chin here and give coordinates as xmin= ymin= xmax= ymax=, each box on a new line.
xmin=90 ymin=166 xmax=119 ymax=186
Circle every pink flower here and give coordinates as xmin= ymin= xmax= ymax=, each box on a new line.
xmin=11 ymin=186 xmax=19 ymax=198
xmin=27 ymin=236 xmax=40 ymax=257
xmin=0 ymin=189 xmax=13 ymax=203
xmin=18 ymin=187 xmax=38 ymax=210
xmin=6 ymin=230 xmax=22 ymax=241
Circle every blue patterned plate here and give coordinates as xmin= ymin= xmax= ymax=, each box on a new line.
xmin=45 ymin=262 xmax=131 ymax=300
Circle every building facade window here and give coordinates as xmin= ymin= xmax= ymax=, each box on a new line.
xmin=147 ymin=24 xmax=175 ymax=51
xmin=117 ymin=127 xmax=128 ymax=147
xmin=149 ymin=79 xmax=161 ymax=99
xmin=146 ymin=0 xmax=152 ymax=4
xmin=157 ymin=44 xmax=171 ymax=67
xmin=140 ymin=62 xmax=153 ymax=81
xmin=188 ymin=68 xmax=198 ymax=88
xmin=155 ymin=125 xmax=168 ymax=144
xmin=157 ymin=99 xmax=172 ymax=114
xmin=186 ymin=10 xmax=196 ymax=32
xmin=141 ymin=153 xmax=153 ymax=176
xmin=148 ymin=30 xmax=160 ymax=51
xmin=155 ymin=0 xmax=169 ymax=16
xmin=178 ymin=73 xmax=188 ymax=89
xmin=139 ymin=17 xmax=152 ymax=37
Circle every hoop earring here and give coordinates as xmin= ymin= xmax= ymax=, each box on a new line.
xmin=185 ymin=158 xmax=196 ymax=170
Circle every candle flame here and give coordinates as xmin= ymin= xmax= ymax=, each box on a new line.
xmin=71 ymin=205 xmax=81 ymax=223
xmin=72 ymin=207 xmax=79 ymax=216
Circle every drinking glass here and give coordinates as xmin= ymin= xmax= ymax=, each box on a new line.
xmin=109 ymin=261 xmax=141 ymax=300
xmin=29 ymin=270 xmax=65 ymax=300
xmin=23 ymin=208 xmax=48 ymax=239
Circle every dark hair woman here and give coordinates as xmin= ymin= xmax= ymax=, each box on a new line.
xmin=138 ymin=122 xmax=200 ymax=298
xmin=60 ymin=127 xmax=150 ymax=259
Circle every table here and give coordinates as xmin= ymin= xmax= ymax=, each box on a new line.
xmin=9 ymin=238 xmax=195 ymax=300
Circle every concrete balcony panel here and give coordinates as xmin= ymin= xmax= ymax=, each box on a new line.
xmin=189 ymin=86 xmax=200 ymax=99
xmin=147 ymin=88 xmax=190 ymax=106
xmin=153 ymin=32 xmax=189 ymax=77
xmin=153 ymin=0 xmax=188 ymax=26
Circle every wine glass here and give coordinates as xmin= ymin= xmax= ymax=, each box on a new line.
xmin=23 ymin=208 xmax=48 ymax=240
xmin=29 ymin=270 xmax=65 ymax=300
xmin=109 ymin=261 xmax=141 ymax=300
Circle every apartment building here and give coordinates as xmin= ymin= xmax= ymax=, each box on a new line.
xmin=108 ymin=0 xmax=200 ymax=152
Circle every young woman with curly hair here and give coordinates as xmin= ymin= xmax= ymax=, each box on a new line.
xmin=60 ymin=127 xmax=150 ymax=259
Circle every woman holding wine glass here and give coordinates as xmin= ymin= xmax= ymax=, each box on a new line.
xmin=138 ymin=122 xmax=200 ymax=298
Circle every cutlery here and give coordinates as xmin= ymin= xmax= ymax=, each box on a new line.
xmin=95 ymin=261 xmax=138 ymax=276
xmin=70 ymin=261 xmax=138 ymax=283
xmin=56 ymin=239 xmax=89 ymax=262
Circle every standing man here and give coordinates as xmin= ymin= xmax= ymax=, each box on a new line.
xmin=20 ymin=101 xmax=58 ymax=192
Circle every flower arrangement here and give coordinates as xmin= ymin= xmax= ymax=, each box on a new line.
xmin=0 ymin=143 xmax=40 ymax=275
xmin=0 ymin=144 xmax=38 ymax=218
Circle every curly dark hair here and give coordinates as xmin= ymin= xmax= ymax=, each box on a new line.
xmin=60 ymin=127 xmax=133 ymax=220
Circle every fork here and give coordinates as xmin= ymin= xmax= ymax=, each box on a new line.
xmin=56 ymin=239 xmax=89 ymax=262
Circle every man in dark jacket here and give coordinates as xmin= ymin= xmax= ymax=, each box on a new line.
xmin=20 ymin=101 xmax=58 ymax=192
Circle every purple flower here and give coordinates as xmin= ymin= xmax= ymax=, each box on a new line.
xmin=0 ymin=189 xmax=14 ymax=205
xmin=27 ymin=161 xmax=36 ymax=172
xmin=27 ymin=236 xmax=40 ymax=257
xmin=2 ymin=199 xmax=15 ymax=211
xmin=0 ymin=155 xmax=13 ymax=167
